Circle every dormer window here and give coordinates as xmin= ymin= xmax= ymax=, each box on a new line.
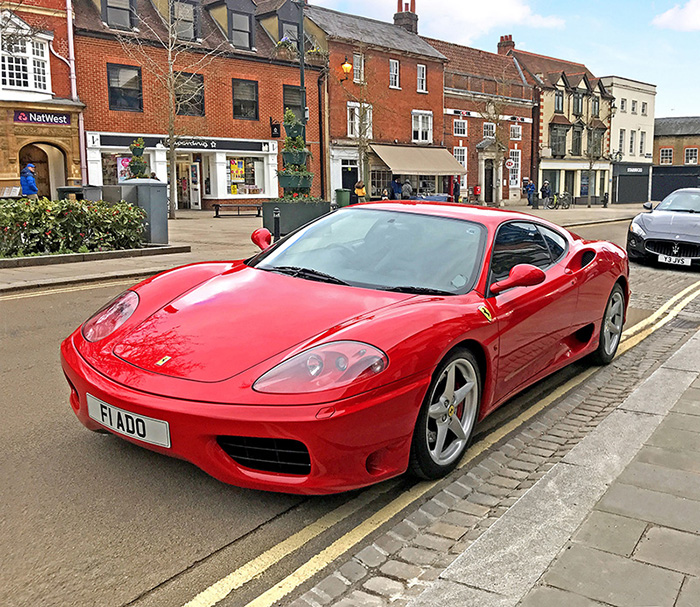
xmin=280 ymin=21 xmax=297 ymax=43
xmin=173 ymin=1 xmax=198 ymax=41
xmin=554 ymin=89 xmax=563 ymax=113
xmin=229 ymin=11 xmax=252 ymax=49
xmin=591 ymin=96 xmax=600 ymax=117
xmin=573 ymin=92 xmax=583 ymax=116
xmin=103 ymin=0 xmax=134 ymax=30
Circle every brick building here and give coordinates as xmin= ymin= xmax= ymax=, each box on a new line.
xmin=302 ymin=1 xmax=466 ymax=204
xmin=73 ymin=0 xmax=323 ymax=210
xmin=424 ymin=37 xmax=535 ymax=205
xmin=651 ymin=117 xmax=700 ymax=200
xmin=1 ymin=1 xmax=83 ymax=198
xmin=500 ymin=35 xmax=615 ymax=204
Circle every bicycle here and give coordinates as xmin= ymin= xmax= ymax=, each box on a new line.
xmin=545 ymin=191 xmax=572 ymax=210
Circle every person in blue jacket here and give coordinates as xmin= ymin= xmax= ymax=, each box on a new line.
xmin=20 ymin=163 xmax=39 ymax=199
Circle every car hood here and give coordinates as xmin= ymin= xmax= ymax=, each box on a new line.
xmin=638 ymin=211 xmax=700 ymax=240
xmin=112 ymin=265 xmax=412 ymax=383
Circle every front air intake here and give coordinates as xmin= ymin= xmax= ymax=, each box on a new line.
xmin=217 ymin=436 xmax=311 ymax=475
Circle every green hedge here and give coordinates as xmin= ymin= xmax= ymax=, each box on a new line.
xmin=0 ymin=197 xmax=146 ymax=258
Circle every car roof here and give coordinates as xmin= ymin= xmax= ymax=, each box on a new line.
xmin=350 ymin=201 xmax=565 ymax=232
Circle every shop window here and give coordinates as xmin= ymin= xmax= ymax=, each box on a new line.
xmin=229 ymin=11 xmax=253 ymax=49
xmin=103 ymin=0 xmax=133 ymax=30
xmin=101 ymin=152 xmax=150 ymax=185
xmin=685 ymin=148 xmax=698 ymax=165
xmin=1 ymin=38 xmax=50 ymax=92
xmin=232 ymin=78 xmax=258 ymax=120
xmin=175 ymin=72 xmax=204 ymax=116
xmin=412 ymin=111 xmax=433 ymax=143
xmin=283 ymin=84 xmax=303 ymax=122
xmin=370 ymin=169 xmax=392 ymax=198
xmin=659 ymin=148 xmax=673 ymax=165
xmin=418 ymin=175 xmax=436 ymax=195
xmin=227 ymin=157 xmax=264 ymax=195
xmin=107 ymin=63 xmax=142 ymax=112
xmin=173 ymin=1 xmax=198 ymax=41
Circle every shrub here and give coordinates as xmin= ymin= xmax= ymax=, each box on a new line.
xmin=0 ymin=197 xmax=146 ymax=257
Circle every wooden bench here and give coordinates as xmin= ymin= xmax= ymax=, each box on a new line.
xmin=213 ymin=203 xmax=262 ymax=218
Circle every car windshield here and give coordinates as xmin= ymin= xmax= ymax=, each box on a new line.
xmin=656 ymin=190 xmax=700 ymax=213
xmin=249 ymin=208 xmax=487 ymax=294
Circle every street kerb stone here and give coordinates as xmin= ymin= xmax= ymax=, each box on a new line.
xmin=618 ymin=367 xmax=697 ymax=415
xmin=408 ymin=578 xmax=513 ymax=607
xmin=664 ymin=331 xmax=700 ymax=372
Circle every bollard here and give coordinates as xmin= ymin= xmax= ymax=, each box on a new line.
xmin=330 ymin=202 xmax=339 ymax=212
xmin=273 ymin=207 xmax=281 ymax=242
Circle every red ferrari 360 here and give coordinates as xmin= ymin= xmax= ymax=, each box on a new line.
xmin=61 ymin=203 xmax=628 ymax=494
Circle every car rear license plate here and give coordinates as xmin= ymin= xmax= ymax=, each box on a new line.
xmin=658 ymin=254 xmax=691 ymax=266
xmin=87 ymin=394 xmax=171 ymax=448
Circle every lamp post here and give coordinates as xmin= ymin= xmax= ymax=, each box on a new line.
xmin=340 ymin=56 xmax=353 ymax=82
xmin=292 ymin=0 xmax=307 ymax=125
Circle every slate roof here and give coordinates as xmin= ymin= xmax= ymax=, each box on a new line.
xmin=255 ymin=0 xmax=288 ymax=16
xmin=305 ymin=5 xmax=445 ymax=61
xmin=510 ymin=49 xmax=595 ymax=85
xmin=655 ymin=117 xmax=700 ymax=137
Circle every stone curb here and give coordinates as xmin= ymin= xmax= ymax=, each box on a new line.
xmin=0 ymin=244 xmax=191 ymax=269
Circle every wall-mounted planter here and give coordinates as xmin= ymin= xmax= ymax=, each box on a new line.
xmin=278 ymin=173 xmax=313 ymax=189
xmin=282 ymin=150 xmax=310 ymax=166
xmin=283 ymin=123 xmax=305 ymax=139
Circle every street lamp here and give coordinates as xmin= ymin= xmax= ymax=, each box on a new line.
xmin=340 ymin=56 xmax=353 ymax=82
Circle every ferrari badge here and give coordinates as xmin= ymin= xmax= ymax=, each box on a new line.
xmin=478 ymin=306 xmax=493 ymax=323
xmin=155 ymin=356 xmax=172 ymax=366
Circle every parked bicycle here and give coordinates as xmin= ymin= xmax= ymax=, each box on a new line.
xmin=545 ymin=191 xmax=572 ymax=209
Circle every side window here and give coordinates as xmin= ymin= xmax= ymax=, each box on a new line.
xmin=537 ymin=225 xmax=567 ymax=262
xmin=490 ymin=222 xmax=552 ymax=283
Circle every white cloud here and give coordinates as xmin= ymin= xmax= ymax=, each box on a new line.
xmin=312 ymin=0 xmax=564 ymax=45
xmin=652 ymin=0 xmax=700 ymax=31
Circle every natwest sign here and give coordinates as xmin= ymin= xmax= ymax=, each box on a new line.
xmin=14 ymin=110 xmax=71 ymax=126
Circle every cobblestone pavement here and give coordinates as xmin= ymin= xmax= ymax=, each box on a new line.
xmin=283 ymin=264 xmax=700 ymax=607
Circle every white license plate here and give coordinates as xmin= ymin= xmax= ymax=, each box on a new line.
xmin=658 ymin=254 xmax=691 ymax=266
xmin=87 ymin=394 xmax=171 ymax=448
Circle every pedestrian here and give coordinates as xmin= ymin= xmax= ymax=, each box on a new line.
xmin=401 ymin=180 xmax=413 ymax=200
xmin=354 ymin=180 xmax=367 ymax=203
xmin=150 ymin=172 xmax=159 ymax=180
xmin=381 ymin=188 xmax=389 ymax=200
xmin=540 ymin=180 xmax=551 ymax=203
xmin=453 ymin=178 xmax=461 ymax=203
xmin=523 ymin=178 xmax=535 ymax=206
xmin=20 ymin=163 xmax=39 ymax=200
xmin=390 ymin=176 xmax=402 ymax=200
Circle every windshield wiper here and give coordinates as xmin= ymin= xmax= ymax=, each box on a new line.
xmin=669 ymin=208 xmax=698 ymax=213
xmin=269 ymin=266 xmax=349 ymax=285
xmin=385 ymin=286 xmax=454 ymax=296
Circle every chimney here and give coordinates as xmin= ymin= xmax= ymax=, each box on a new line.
xmin=394 ymin=0 xmax=418 ymax=34
xmin=497 ymin=34 xmax=515 ymax=55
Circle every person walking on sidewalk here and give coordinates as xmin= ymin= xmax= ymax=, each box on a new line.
xmin=20 ymin=163 xmax=39 ymax=200
xmin=354 ymin=181 xmax=367 ymax=203
xmin=401 ymin=180 xmax=413 ymax=200
xmin=523 ymin=178 xmax=536 ymax=207
xmin=540 ymin=180 xmax=552 ymax=204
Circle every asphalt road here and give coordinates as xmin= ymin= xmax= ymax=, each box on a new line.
xmin=0 ymin=220 xmax=684 ymax=607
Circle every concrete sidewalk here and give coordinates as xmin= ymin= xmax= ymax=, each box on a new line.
xmin=0 ymin=200 xmax=644 ymax=294
xmin=409 ymin=332 xmax=700 ymax=607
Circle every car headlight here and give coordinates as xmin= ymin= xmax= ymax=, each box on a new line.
xmin=629 ymin=221 xmax=646 ymax=237
xmin=253 ymin=341 xmax=388 ymax=394
xmin=81 ymin=290 xmax=139 ymax=342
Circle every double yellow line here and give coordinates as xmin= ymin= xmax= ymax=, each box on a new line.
xmin=185 ymin=280 xmax=700 ymax=607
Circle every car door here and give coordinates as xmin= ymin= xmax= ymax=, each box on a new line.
xmin=487 ymin=221 xmax=578 ymax=403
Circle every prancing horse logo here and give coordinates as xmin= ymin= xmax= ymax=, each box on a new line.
xmin=478 ymin=306 xmax=493 ymax=323
xmin=155 ymin=356 xmax=172 ymax=366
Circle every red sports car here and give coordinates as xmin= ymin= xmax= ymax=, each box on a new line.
xmin=61 ymin=203 xmax=628 ymax=494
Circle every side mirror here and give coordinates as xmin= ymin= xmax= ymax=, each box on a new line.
xmin=251 ymin=228 xmax=272 ymax=251
xmin=643 ymin=202 xmax=653 ymax=211
xmin=490 ymin=264 xmax=546 ymax=295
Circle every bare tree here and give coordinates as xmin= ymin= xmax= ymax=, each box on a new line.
xmin=116 ymin=0 xmax=227 ymax=217
xmin=1 ymin=4 xmax=45 ymax=44
xmin=579 ymin=96 xmax=608 ymax=208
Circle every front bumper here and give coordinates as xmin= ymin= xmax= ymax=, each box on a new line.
xmin=626 ymin=233 xmax=700 ymax=266
xmin=60 ymin=336 xmax=429 ymax=495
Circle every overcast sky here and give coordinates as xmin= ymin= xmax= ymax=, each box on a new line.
xmin=312 ymin=0 xmax=700 ymax=118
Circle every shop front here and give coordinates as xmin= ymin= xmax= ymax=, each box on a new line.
xmin=86 ymin=132 xmax=279 ymax=210
xmin=0 ymin=102 xmax=83 ymax=198
xmin=612 ymin=162 xmax=652 ymax=204
xmin=539 ymin=159 xmax=611 ymax=205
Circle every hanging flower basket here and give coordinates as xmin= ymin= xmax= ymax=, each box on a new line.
xmin=284 ymin=123 xmax=305 ymax=139
xmin=282 ymin=150 xmax=310 ymax=166
xmin=278 ymin=173 xmax=313 ymax=189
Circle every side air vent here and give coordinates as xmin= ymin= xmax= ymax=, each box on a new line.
xmin=217 ymin=436 xmax=311 ymax=475
xmin=581 ymin=250 xmax=596 ymax=268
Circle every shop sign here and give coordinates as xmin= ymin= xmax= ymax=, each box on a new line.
xmin=626 ymin=167 xmax=643 ymax=173
xmin=14 ymin=110 xmax=71 ymax=125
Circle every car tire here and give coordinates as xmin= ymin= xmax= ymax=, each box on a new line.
xmin=409 ymin=349 xmax=481 ymax=480
xmin=591 ymin=283 xmax=625 ymax=365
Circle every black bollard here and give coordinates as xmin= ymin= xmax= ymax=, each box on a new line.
xmin=273 ymin=207 xmax=281 ymax=242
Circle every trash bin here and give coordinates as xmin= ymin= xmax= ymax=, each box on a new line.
xmin=335 ymin=188 xmax=351 ymax=207
xmin=56 ymin=186 xmax=84 ymax=201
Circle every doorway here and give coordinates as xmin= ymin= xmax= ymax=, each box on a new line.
xmin=564 ymin=170 xmax=575 ymax=196
xmin=19 ymin=143 xmax=67 ymax=199
xmin=341 ymin=159 xmax=359 ymax=204
xmin=176 ymin=156 xmax=192 ymax=209
xmin=484 ymin=159 xmax=494 ymax=203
